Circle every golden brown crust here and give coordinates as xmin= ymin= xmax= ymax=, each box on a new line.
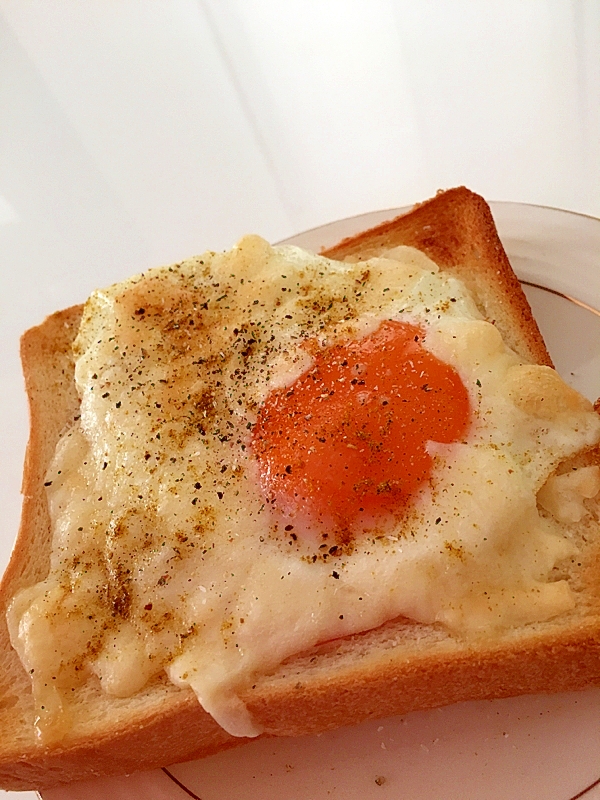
xmin=0 ymin=309 xmax=85 ymax=781
xmin=322 ymin=187 xmax=553 ymax=367
xmin=1 ymin=188 xmax=600 ymax=790
xmin=245 ymin=615 xmax=600 ymax=737
xmin=0 ymin=694 xmax=231 ymax=789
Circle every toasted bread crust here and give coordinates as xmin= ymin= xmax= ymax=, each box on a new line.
xmin=1 ymin=189 xmax=599 ymax=790
xmin=323 ymin=187 xmax=553 ymax=368
xmin=0 ymin=309 xmax=84 ymax=753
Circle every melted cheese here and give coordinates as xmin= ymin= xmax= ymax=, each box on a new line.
xmin=7 ymin=237 xmax=600 ymax=739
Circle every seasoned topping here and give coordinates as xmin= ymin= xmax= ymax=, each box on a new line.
xmin=7 ymin=237 xmax=600 ymax=741
xmin=253 ymin=320 xmax=470 ymax=538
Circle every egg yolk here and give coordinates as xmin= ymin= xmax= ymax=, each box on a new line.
xmin=252 ymin=320 xmax=470 ymax=538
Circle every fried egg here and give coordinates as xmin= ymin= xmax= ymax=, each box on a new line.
xmin=8 ymin=236 xmax=600 ymax=739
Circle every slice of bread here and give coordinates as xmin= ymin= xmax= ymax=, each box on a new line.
xmin=1 ymin=187 xmax=600 ymax=791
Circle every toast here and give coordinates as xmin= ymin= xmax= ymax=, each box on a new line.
xmin=1 ymin=187 xmax=600 ymax=791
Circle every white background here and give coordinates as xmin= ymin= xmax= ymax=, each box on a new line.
xmin=1 ymin=2 xmax=600 ymax=798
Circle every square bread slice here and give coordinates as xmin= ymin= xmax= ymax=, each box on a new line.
xmin=0 ymin=187 xmax=599 ymax=791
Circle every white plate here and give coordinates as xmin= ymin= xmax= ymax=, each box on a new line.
xmin=39 ymin=203 xmax=600 ymax=800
